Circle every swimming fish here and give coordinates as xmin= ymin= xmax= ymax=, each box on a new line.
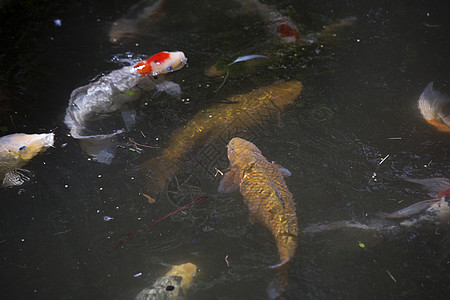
xmin=417 ymin=81 xmax=450 ymax=133
xmin=64 ymin=51 xmax=187 ymax=163
xmin=302 ymin=177 xmax=450 ymax=235
xmin=404 ymin=177 xmax=450 ymax=198
xmin=303 ymin=196 xmax=450 ymax=235
xmin=0 ymin=132 xmax=54 ymax=187
xmin=135 ymin=262 xmax=197 ymax=300
xmin=109 ymin=0 xmax=166 ymax=43
xmin=239 ymin=0 xmax=300 ymax=44
xmin=139 ymin=80 xmax=303 ymax=196
xmin=219 ymin=137 xmax=298 ymax=299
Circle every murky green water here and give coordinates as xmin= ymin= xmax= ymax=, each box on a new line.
xmin=1 ymin=0 xmax=449 ymax=299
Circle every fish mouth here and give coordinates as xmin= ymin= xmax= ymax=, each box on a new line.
xmin=169 ymin=51 xmax=188 ymax=72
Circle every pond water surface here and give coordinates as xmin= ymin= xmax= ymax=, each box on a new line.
xmin=1 ymin=0 xmax=449 ymax=299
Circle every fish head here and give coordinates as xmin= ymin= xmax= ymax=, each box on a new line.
xmin=0 ymin=133 xmax=54 ymax=162
xmin=227 ymin=137 xmax=261 ymax=164
xmin=134 ymin=51 xmax=187 ymax=77
xmin=135 ymin=263 xmax=197 ymax=300
xmin=164 ymin=262 xmax=198 ymax=289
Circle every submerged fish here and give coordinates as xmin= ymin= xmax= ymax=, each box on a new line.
xmin=140 ymin=80 xmax=303 ymax=196
xmin=239 ymin=0 xmax=300 ymax=44
xmin=64 ymin=51 xmax=187 ymax=163
xmin=417 ymin=81 xmax=450 ymax=133
xmin=404 ymin=177 xmax=450 ymax=198
xmin=109 ymin=0 xmax=166 ymax=43
xmin=303 ymin=196 xmax=450 ymax=235
xmin=135 ymin=262 xmax=197 ymax=300
xmin=219 ymin=137 xmax=298 ymax=299
xmin=303 ymin=177 xmax=450 ymax=235
xmin=0 ymin=133 xmax=54 ymax=187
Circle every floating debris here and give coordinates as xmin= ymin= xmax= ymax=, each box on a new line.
xmin=227 ymin=55 xmax=268 ymax=66
xmin=104 ymin=216 xmax=114 ymax=221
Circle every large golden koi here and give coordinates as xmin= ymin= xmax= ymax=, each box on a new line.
xmin=139 ymin=81 xmax=302 ymax=196
xmin=219 ymin=137 xmax=298 ymax=299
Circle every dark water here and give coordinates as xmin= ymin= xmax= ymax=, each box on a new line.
xmin=1 ymin=0 xmax=449 ymax=299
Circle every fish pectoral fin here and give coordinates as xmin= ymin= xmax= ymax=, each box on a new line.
xmin=2 ymin=169 xmax=31 ymax=188
xmin=218 ymin=170 xmax=239 ymax=194
xmin=273 ymin=164 xmax=291 ymax=177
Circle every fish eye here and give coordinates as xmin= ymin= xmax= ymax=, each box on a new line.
xmin=166 ymin=65 xmax=173 ymax=71
xmin=19 ymin=145 xmax=27 ymax=151
xmin=166 ymin=285 xmax=175 ymax=291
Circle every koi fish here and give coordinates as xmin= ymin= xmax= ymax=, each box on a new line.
xmin=404 ymin=177 xmax=450 ymax=198
xmin=303 ymin=196 xmax=450 ymax=235
xmin=418 ymin=81 xmax=450 ymax=133
xmin=64 ymin=51 xmax=187 ymax=163
xmin=219 ymin=137 xmax=298 ymax=299
xmin=109 ymin=0 xmax=166 ymax=43
xmin=135 ymin=262 xmax=197 ymax=300
xmin=239 ymin=0 xmax=300 ymax=44
xmin=303 ymin=178 xmax=450 ymax=235
xmin=139 ymin=80 xmax=302 ymax=196
xmin=0 ymin=132 xmax=54 ymax=187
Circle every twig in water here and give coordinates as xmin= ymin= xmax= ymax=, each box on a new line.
xmin=386 ymin=269 xmax=397 ymax=283
xmin=215 ymin=71 xmax=229 ymax=92
xmin=128 ymin=137 xmax=159 ymax=149
xmin=225 ymin=255 xmax=230 ymax=267
xmin=214 ymin=168 xmax=224 ymax=177
xmin=110 ymin=196 xmax=209 ymax=252
xmin=9 ymin=115 xmax=16 ymax=130
xmin=379 ymin=154 xmax=389 ymax=165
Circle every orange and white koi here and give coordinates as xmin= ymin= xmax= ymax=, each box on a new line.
xmin=109 ymin=0 xmax=166 ymax=43
xmin=240 ymin=0 xmax=300 ymax=44
xmin=418 ymin=81 xmax=450 ymax=133
xmin=64 ymin=51 xmax=186 ymax=162
xmin=0 ymin=132 xmax=54 ymax=187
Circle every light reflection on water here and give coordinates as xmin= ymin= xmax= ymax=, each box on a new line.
xmin=1 ymin=0 xmax=450 ymax=299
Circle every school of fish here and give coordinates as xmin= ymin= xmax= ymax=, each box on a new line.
xmin=1 ymin=1 xmax=450 ymax=299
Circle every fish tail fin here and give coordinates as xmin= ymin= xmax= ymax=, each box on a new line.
xmin=404 ymin=177 xmax=450 ymax=198
xmin=267 ymin=263 xmax=289 ymax=300
xmin=139 ymin=155 xmax=179 ymax=197
xmin=418 ymin=82 xmax=450 ymax=132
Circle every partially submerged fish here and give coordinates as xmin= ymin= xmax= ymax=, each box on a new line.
xmin=109 ymin=0 xmax=166 ymax=43
xmin=64 ymin=51 xmax=187 ymax=163
xmin=219 ymin=137 xmax=298 ymax=299
xmin=140 ymin=80 xmax=303 ymax=196
xmin=417 ymin=81 xmax=450 ymax=133
xmin=0 ymin=132 xmax=54 ymax=187
xmin=135 ymin=262 xmax=197 ymax=300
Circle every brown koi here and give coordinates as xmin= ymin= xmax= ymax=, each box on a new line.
xmin=139 ymin=81 xmax=303 ymax=196
xmin=219 ymin=137 xmax=298 ymax=299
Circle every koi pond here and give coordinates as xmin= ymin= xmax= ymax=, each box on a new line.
xmin=1 ymin=0 xmax=449 ymax=299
